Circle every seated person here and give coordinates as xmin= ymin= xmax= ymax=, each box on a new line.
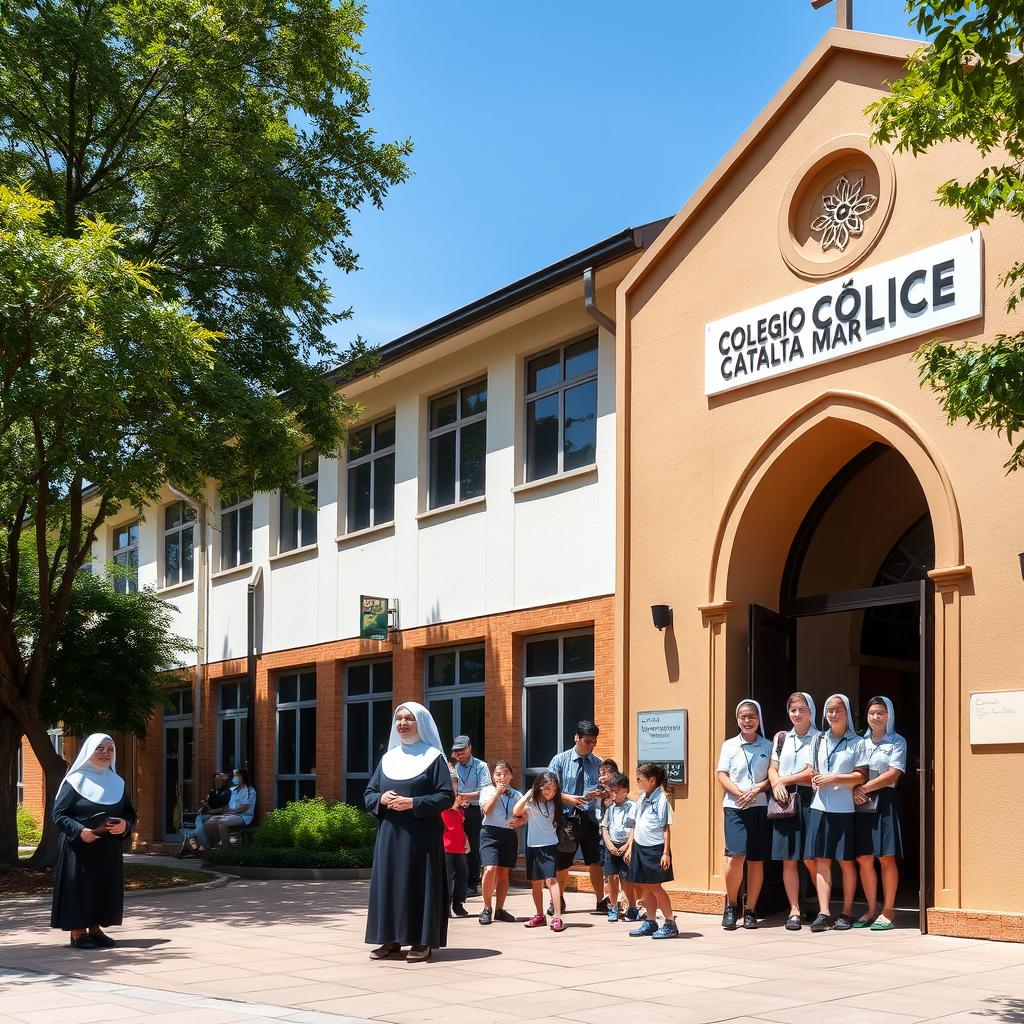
xmin=186 ymin=770 xmax=233 ymax=854
xmin=205 ymin=768 xmax=257 ymax=848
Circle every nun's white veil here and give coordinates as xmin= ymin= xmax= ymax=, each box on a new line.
xmin=735 ymin=698 xmax=766 ymax=738
xmin=864 ymin=695 xmax=896 ymax=738
xmin=380 ymin=702 xmax=444 ymax=780
xmin=822 ymin=694 xmax=857 ymax=738
xmin=799 ymin=692 xmax=818 ymax=726
xmin=59 ymin=733 xmax=125 ymax=805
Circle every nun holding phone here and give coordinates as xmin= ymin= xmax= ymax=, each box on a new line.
xmin=51 ymin=734 xmax=136 ymax=949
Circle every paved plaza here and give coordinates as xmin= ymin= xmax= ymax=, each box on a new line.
xmin=1 ymin=866 xmax=1023 ymax=1024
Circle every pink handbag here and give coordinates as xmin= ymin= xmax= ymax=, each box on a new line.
xmin=766 ymin=730 xmax=798 ymax=820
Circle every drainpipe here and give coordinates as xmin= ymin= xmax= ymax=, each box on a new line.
xmin=246 ymin=566 xmax=263 ymax=783
xmin=583 ymin=266 xmax=615 ymax=335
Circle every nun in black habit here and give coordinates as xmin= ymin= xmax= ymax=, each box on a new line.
xmin=50 ymin=733 xmax=136 ymax=949
xmin=365 ymin=702 xmax=455 ymax=962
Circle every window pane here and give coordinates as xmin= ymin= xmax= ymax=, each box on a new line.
xmin=278 ymin=676 xmax=297 ymax=705
xmin=298 ymin=778 xmax=316 ymax=799
xmin=459 ymin=419 xmax=486 ymax=500
xmin=562 ymin=681 xmax=595 ymax=751
xmin=183 ymin=504 xmax=196 ymax=524
xmin=348 ymin=461 xmax=371 ymax=532
xmin=430 ymin=391 xmax=458 ymax=431
xmin=346 ymin=779 xmax=367 ymax=806
xmin=374 ymin=453 xmax=395 ymax=524
xmin=278 ymin=709 xmax=297 ymax=773
xmin=563 ymin=633 xmax=595 ymax=674
xmin=527 ymin=349 xmax=560 ymax=394
xmin=563 ymin=379 xmax=597 ymax=472
xmin=525 ymin=685 xmax=558 ymax=769
xmin=430 ymin=698 xmax=454 ymax=754
xmin=372 ymin=698 xmax=391 ymax=766
xmin=525 ymin=638 xmax=559 ymax=678
xmin=220 ymin=683 xmax=238 ymax=711
xmin=301 ymin=480 xmax=317 ymax=546
xmin=298 ymin=706 xmax=317 ymax=774
xmin=427 ymin=652 xmax=456 ymax=688
xmin=429 ymin=432 xmax=457 ymax=509
xmin=239 ymin=503 xmax=253 ymax=564
xmin=461 ymin=695 xmax=485 ymax=760
xmin=564 ymin=337 xmax=598 ymax=381
xmin=240 ymin=680 xmax=251 ymax=708
xmin=181 ymin=525 xmax=194 ymax=582
xmin=165 ymin=533 xmax=181 ymax=586
xmin=299 ymin=672 xmax=316 ymax=702
xmin=220 ymin=718 xmax=236 ymax=771
xmin=347 ymin=664 xmax=370 ymax=696
xmin=348 ymin=426 xmax=371 ymax=457
xmin=165 ymin=503 xmax=181 ymax=531
xmin=374 ymin=417 xmax=395 ymax=450
xmin=239 ymin=716 xmax=249 ymax=769
xmin=300 ymin=449 xmax=318 ymax=478
xmin=280 ymin=494 xmax=299 ymax=552
xmin=372 ymin=661 xmax=393 ymax=693
xmin=526 ymin=393 xmax=559 ymax=482
xmin=346 ymin=702 xmax=369 ymax=773
xmin=277 ymin=781 xmax=292 ymax=808
xmin=459 ymin=648 xmax=485 ymax=686
xmin=461 ymin=380 xmax=487 ymax=417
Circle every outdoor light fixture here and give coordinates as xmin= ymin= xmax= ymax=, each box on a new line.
xmin=651 ymin=604 xmax=673 ymax=631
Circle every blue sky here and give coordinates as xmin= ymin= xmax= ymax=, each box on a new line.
xmin=330 ymin=1 xmax=926 ymax=352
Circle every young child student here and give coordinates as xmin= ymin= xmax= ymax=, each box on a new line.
xmin=598 ymin=758 xmax=619 ymax=806
xmin=601 ymin=772 xmax=640 ymax=922
xmin=477 ymin=759 xmax=523 ymax=925
xmin=624 ymin=763 xmax=677 ymax=939
xmin=512 ymin=771 xmax=566 ymax=933
xmin=441 ymin=768 xmax=470 ymax=918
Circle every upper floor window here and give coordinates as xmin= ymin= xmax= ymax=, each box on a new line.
xmin=112 ymin=521 xmax=139 ymax=594
xmin=525 ymin=336 xmax=598 ymax=482
xmin=163 ymin=501 xmax=196 ymax=587
xmin=428 ymin=380 xmax=486 ymax=509
xmin=220 ymin=489 xmax=253 ymax=570
xmin=347 ymin=417 xmax=395 ymax=532
xmin=280 ymin=449 xmax=318 ymax=552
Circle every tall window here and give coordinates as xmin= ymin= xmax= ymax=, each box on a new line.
xmin=220 ymin=490 xmax=253 ymax=570
xmin=277 ymin=670 xmax=316 ymax=806
xmin=346 ymin=417 xmax=395 ymax=532
xmin=280 ymin=449 xmax=318 ymax=552
xmin=163 ymin=501 xmax=196 ymax=587
xmin=16 ymin=745 xmax=23 ymax=805
xmin=428 ymin=380 xmax=487 ymax=509
xmin=344 ymin=660 xmax=392 ymax=806
xmin=525 ymin=336 xmax=598 ymax=482
xmin=112 ymin=521 xmax=139 ymax=594
xmin=522 ymin=631 xmax=594 ymax=789
xmin=426 ymin=647 xmax=485 ymax=757
xmin=163 ymin=687 xmax=194 ymax=837
xmin=218 ymin=679 xmax=250 ymax=771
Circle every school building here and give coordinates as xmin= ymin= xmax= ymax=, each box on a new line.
xmin=19 ymin=27 xmax=1024 ymax=942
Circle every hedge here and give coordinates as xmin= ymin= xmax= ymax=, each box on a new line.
xmin=254 ymin=797 xmax=377 ymax=851
xmin=17 ymin=805 xmax=42 ymax=846
xmin=204 ymin=845 xmax=374 ymax=869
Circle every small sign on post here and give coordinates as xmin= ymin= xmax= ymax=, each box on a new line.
xmin=359 ymin=596 xmax=389 ymax=641
xmin=636 ymin=709 xmax=687 ymax=784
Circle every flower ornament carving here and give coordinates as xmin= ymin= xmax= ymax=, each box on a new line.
xmin=811 ymin=176 xmax=877 ymax=253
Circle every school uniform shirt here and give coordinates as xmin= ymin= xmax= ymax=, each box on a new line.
xmin=771 ymin=726 xmax=820 ymax=779
xmin=861 ymin=732 xmax=908 ymax=785
xmin=523 ymin=799 xmax=559 ymax=847
xmin=717 ymin=735 xmax=772 ymax=809
xmin=809 ymin=733 xmax=870 ymax=813
xmin=548 ymin=748 xmax=603 ymax=822
xmin=631 ymin=787 xmax=672 ymax=847
xmin=454 ymin=757 xmax=491 ymax=806
xmin=601 ymin=799 xmax=635 ymax=846
xmin=479 ymin=784 xmax=523 ymax=826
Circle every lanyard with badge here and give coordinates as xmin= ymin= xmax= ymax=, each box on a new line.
xmin=825 ymin=736 xmax=847 ymax=772
xmin=740 ymin=743 xmax=760 ymax=786
xmin=457 ymin=761 xmax=473 ymax=792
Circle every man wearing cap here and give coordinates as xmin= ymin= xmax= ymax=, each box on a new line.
xmin=451 ymin=735 xmax=491 ymax=895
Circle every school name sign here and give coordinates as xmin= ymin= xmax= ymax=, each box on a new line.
xmin=704 ymin=231 xmax=983 ymax=396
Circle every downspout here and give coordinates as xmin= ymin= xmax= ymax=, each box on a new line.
xmin=583 ymin=267 xmax=615 ymax=335
xmin=246 ymin=566 xmax=263 ymax=783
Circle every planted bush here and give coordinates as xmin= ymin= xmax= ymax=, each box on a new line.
xmin=205 ymin=845 xmax=374 ymax=869
xmin=254 ymin=798 xmax=376 ymax=852
xmin=17 ymin=805 xmax=42 ymax=846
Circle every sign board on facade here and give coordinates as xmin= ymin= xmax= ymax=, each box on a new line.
xmin=636 ymin=709 xmax=687 ymax=784
xmin=969 ymin=690 xmax=1024 ymax=745
xmin=359 ymin=596 xmax=389 ymax=640
xmin=705 ymin=231 xmax=983 ymax=396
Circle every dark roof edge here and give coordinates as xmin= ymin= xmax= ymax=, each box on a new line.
xmin=327 ymin=216 xmax=671 ymax=385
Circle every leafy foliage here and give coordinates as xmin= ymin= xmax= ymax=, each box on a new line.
xmin=254 ymin=797 xmax=377 ymax=851
xmin=204 ymin=844 xmax=374 ymax=869
xmin=16 ymin=805 xmax=41 ymax=846
xmin=869 ymin=2 xmax=1024 ymax=470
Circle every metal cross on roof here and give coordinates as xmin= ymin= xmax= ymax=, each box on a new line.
xmin=811 ymin=0 xmax=853 ymax=30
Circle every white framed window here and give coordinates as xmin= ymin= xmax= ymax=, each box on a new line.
xmin=220 ymin=490 xmax=253 ymax=570
xmin=346 ymin=417 xmax=395 ymax=532
xmin=521 ymin=630 xmax=595 ymax=789
xmin=277 ymin=670 xmax=316 ymax=806
xmin=48 ymin=726 xmax=63 ymax=759
xmin=425 ymin=646 xmax=485 ymax=757
xmin=344 ymin=659 xmax=392 ymax=806
xmin=279 ymin=449 xmax=318 ymax=552
xmin=524 ymin=335 xmax=598 ymax=482
xmin=217 ymin=679 xmax=250 ymax=771
xmin=112 ymin=521 xmax=140 ymax=594
xmin=427 ymin=380 xmax=487 ymax=509
xmin=163 ymin=501 xmax=196 ymax=587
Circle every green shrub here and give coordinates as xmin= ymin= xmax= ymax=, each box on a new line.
xmin=254 ymin=798 xmax=376 ymax=851
xmin=17 ymin=805 xmax=41 ymax=846
xmin=205 ymin=845 xmax=374 ymax=869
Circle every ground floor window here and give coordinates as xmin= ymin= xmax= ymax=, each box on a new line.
xmin=16 ymin=745 xmax=23 ymax=805
xmin=425 ymin=645 xmax=485 ymax=757
xmin=345 ymin=659 xmax=392 ymax=806
xmin=164 ymin=689 xmax=194 ymax=837
xmin=277 ymin=670 xmax=316 ymax=806
xmin=217 ymin=679 xmax=250 ymax=772
xmin=522 ymin=630 xmax=594 ymax=789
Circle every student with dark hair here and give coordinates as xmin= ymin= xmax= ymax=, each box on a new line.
xmin=513 ymin=772 xmax=566 ymax=932
xmin=624 ymin=763 xmax=677 ymax=939
xmin=478 ymin=760 xmax=523 ymax=925
xmin=601 ymin=773 xmax=639 ymax=922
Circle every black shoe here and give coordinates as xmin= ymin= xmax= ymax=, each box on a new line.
xmin=742 ymin=909 xmax=758 ymax=929
xmin=450 ymin=903 xmax=469 ymax=918
xmin=494 ymin=908 xmax=516 ymax=923
xmin=833 ymin=913 xmax=853 ymax=931
xmin=88 ymin=930 xmax=116 ymax=948
xmin=722 ymin=904 xmax=738 ymax=930
xmin=478 ymin=907 xmax=492 ymax=925
xmin=810 ymin=913 xmax=832 ymax=933
xmin=594 ymin=896 xmax=611 ymax=915
xmin=785 ymin=915 xmax=802 ymax=931
xmin=69 ymin=935 xmax=97 ymax=950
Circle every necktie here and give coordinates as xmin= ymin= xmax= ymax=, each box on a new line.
xmin=574 ymin=757 xmax=586 ymax=796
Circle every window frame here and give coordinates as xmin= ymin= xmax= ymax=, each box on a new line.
xmin=275 ymin=670 xmax=317 ymax=806
xmin=216 ymin=679 xmax=250 ymax=772
xmin=219 ymin=490 xmax=254 ymax=571
xmin=344 ymin=415 xmax=396 ymax=534
xmin=278 ymin=449 xmax=319 ymax=554
xmin=162 ymin=500 xmax=196 ymax=588
xmin=426 ymin=378 xmax=487 ymax=509
xmin=112 ymin=520 xmax=140 ymax=594
xmin=343 ymin=658 xmax=393 ymax=806
xmin=424 ymin=645 xmax=486 ymax=757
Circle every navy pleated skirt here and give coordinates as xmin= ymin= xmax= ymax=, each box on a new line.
xmin=724 ymin=806 xmax=771 ymax=861
xmin=627 ymin=842 xmax=674 ymax=884
xmin=854 ymin=788 xmax=904 ymax=858
xmin=771 ymin=786 xmax=813 ymax=861
xmin=804 ymin=809 xmax=856 ymax=861
xmin=526 ymin=844 xmax=559 ymax=881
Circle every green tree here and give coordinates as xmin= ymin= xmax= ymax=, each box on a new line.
xmin=869 ymin=1 xmax=1024 ymax=470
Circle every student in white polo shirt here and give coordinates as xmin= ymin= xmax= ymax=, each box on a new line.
xmin=716 ymin=699 xmax=772 ymax=931
xmin=623 ymin=763 xmax=676 ymax=939
xmin=477 ymin=759 xmax=523 ymax=926
xmin=805 ymin=693 xmax=869 ymax=933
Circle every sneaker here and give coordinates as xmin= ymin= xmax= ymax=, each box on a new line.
xmin=810 ymin=913 xmax=832 ymax=933
xmin=550 ymin=917 xmax=565 ymax=932
xmin=652 ymin=921 xmax=679 ymax=939
xmin=524 ymin=914 xmax=546 ymax=928
xmin=629 ymin=919 xmax=658 ymax=937
xmin=478 ymin=907 xmax=492 ymax=925
xmin=450 ymin=903 xmax=469 ymax=918
xmin=594 ymin=896 xmax=611 ymax=915
xmin=722 ymin=904 xmax=738 ymax=930
xmin=607 ymin=906 xmax=619 ymax=922
xmin=785 ymin=915 xmax=802 ymax=931
xmin=624 ymin=906 xmax=640 ymax=922
xmin=833 ymin=913 xmax=853 ymax=931
xmin=742 ymin=909 xmax=758 ymax=930
xmin=494 ymin=908 xmax=516 ymax=923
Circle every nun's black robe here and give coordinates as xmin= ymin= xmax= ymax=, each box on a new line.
xmin=364 ymin=755 xmax=455 ymax=948
xmin=50 ymin=782 xmax=136 ymax=931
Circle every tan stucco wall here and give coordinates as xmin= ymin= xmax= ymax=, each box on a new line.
xmin=619 ymin=39 xmax=1024 ymax=926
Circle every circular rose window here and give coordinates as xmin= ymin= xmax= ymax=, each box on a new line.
xmin=778 ymin=134 xmax=896 ymax=279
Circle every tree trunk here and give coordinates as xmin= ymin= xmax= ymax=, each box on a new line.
xmin=0 ymin=713 xmax=22 ymax=867
xmin=21 ymin=714 xmax=67 ymax=870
